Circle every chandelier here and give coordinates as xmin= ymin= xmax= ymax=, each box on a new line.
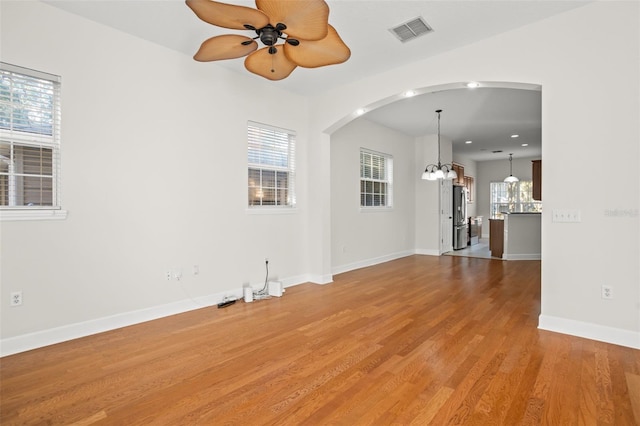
xmin=421 ymin=109 xmax=457 ymax=181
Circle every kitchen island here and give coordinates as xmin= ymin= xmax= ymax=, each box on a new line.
xmin=503 ymin=212 xmax=541 ymax=260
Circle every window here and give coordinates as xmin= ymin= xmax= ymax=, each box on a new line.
xmin=490 ymin=181 xmax=542 ymax=219
xmin=360 ymin=149 xmax=393 ymax=207
xmin=247 ymin=121 xmax=295 ymax=208
xmin=1 ymin=63 xmax=63 ymax=219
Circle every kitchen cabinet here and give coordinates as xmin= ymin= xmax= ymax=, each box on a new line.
xmin=452 ymin=163 xmax=464 ymax=186
xmin=532 ymin=160 xmax=542 ymax=201
xmin=489 ymin=219 xmax=504 ymax=258
xmin=464 ymin=176 xmax=474 ymax=203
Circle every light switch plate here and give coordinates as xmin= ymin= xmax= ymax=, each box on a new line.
xmin=552 ymin=209 xmax=581 ymax=223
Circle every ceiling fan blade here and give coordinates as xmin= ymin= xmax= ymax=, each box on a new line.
xmin=256 ymin=0 xmax=329 ymax=41
xmin=186 ymin=0 xmax=269 ymax=31
xmin=244 ymin=46 xmax=297 ymax=80
xmin=194 ymin=34 xmax=258 ymax=61
xmin=284 ymin=25 xmax=350 ymax=68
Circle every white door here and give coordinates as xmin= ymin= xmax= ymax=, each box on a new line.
xmin=440 ymin=179 xmax=453 ymax=253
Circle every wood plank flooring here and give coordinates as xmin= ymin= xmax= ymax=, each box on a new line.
xmin=1 ymin=255 xmax=639 ymax=425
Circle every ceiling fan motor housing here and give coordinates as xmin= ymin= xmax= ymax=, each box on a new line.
xmin=258 ymin=25 xmax=281 ymax=46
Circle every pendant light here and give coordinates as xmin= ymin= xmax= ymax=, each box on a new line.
xmin=421 ymin=109 xmax=457 ymax=181
xmin=504 ymin=153 xmax=519 ymax=183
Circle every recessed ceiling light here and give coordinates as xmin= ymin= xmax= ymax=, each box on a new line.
xmin=521 ymin=143 xmax=529 ymax=147
xmin=466 ymin=82 xmax=480 ymax=88
xmin=465 ymin=140 xmax=473 ymax=144
xmin=355 ymin=108 xmax=366 ymax=116
xmin=404 ymin=90 xmax=416 ymax=97
xmin=511 ymin=134 xmax=519 ymax=138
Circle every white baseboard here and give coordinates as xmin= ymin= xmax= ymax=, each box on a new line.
xmin=538 ymin=314 xmax=640 ymax=349
xmin=1 ymin=278 xmax=308 ymax=357
xmin=414 ymin=248 xmax=441 ymax=256
xmin=307 ymin=274 xmax=333 ymax=285
xmin=331 ymin=250 xmax=415 ymax=276
xmin=504 ymin=253 xmax=541 ymax=260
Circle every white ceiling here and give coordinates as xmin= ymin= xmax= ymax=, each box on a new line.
xmin=364 ymin=86 xmax=542 ymax=161
xmin=43 ymin=0 xmax=590 ymax=161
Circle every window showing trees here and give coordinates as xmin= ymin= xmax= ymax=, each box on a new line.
xmin=360 ymin=149 xmax=393 ymax=208
xmin=0 ymin=63 xmax=61 ymax=209
xmin=490 ymin=181 xmax=542 ymax=219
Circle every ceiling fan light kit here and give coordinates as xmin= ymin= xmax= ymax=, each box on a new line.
xmin=186 ymin=0 xmax=351 ymax=80
xmin=422 ymin=109 xmax=458 ymax=181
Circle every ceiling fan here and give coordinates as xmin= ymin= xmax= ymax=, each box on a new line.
xmin=186 ymin=0 xmax=351 ymax=80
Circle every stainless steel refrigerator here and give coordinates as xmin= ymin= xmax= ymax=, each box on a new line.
xmin=453 ymin=185 xmax=468 ymax=250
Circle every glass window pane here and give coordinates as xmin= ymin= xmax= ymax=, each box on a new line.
xmin=261 ymin=170 xmax=275 ymax=188
xmin=0 ymin=175 xmax=8 ymax=206
xmin=248 ymin=168 xmax=261 ymax=187
xmin=262 ymin=188 xmax=275 ymax=205
xmin=365 ymin=194 xmax=373 ymax=206
xmin=365 ymin=180 xmax=373 ymax=193
xmin=360 ymin=150 xmax=393 ymax=207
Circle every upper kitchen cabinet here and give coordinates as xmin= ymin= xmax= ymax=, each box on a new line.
xmin=532 ymin=160 xmax=542 ymax=200
xmin=452 ymin=163 xmax=465 ymax=186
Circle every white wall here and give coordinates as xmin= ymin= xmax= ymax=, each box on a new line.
xmin=0 ymin=1 xmax=311 ymax=350
xmin=330 ymin=119 xmax=415 ymax=273
xmin=308 ymin=2 xmax=639 ymax=348
xmin=2 ymin=1 xmax=638 ymax=352
xmin=414 ymin=134 xmax=454 ymax=254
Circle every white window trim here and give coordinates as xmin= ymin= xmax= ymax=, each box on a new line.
xmin=0 ymin=208 xmax=67 ymax=221
xmin=359 ymin=206 xmax=394 ymax=213
xmin=489 ymin=180 xmax=542 ymax=219
xmin=359 ymin=148 xmax=393 ymax=210
xmin=247 ymin=121 xmax=296 ymax=211
xmin=245 ymin=206 xmax=298 ymax=215
xmin=0 ymin=62 xmax=65 ymax=221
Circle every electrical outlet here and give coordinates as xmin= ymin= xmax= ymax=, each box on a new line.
xmin=166 ymin=270 xmax=172 ymax=281
xmin=601 ymin=285 xmax=613 ymax=299
xmin=10 ymin=291 xmax=22 ymax=306
xmin=192 ymin=265 xmax=199 ymax=275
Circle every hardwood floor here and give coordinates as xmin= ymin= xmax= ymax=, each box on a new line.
xmin=1 ymin=256 xmax=639 ymax=425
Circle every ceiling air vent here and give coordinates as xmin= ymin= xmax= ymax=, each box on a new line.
xmin=389 ymin=17 xmax=433 ymax=43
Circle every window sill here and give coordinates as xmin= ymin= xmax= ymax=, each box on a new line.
xmin=246 ymin=207 xmax=298 ymax=215
xmin=0 ymin=209 xmax=68 ymax=221
xmin=360 ymin=206 xmax=394 ymax=213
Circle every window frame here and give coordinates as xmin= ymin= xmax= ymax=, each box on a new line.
xmin=490 ymin=180 xmax=542 ymax=219
xmin=247 ymin=121 xmax=296 ymax=211
xmin=359 ymin=148 xmax=393 ymax=210
xmin=0 ymin=62 xmax=66 ymax=221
